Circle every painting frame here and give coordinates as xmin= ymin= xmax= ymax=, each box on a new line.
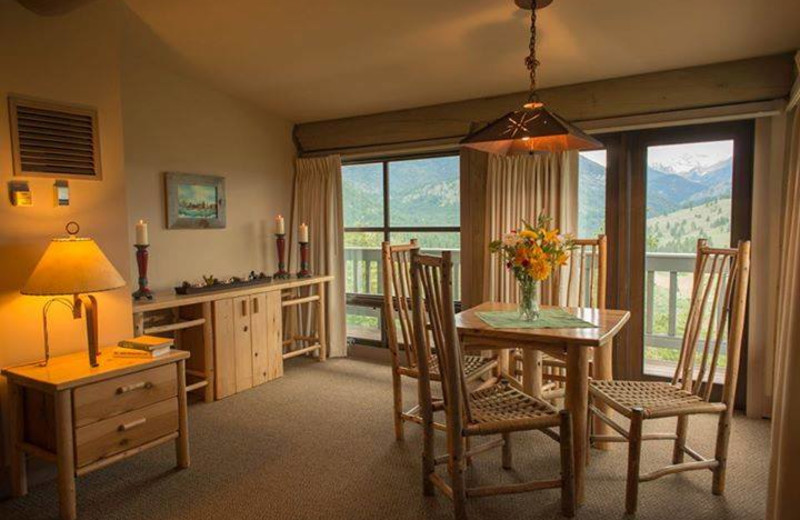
xmin=164 ymin=172 xmax=226 ymax=229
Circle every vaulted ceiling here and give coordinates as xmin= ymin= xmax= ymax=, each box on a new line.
xmin=124 ymin=0 xmax=800 ymax=123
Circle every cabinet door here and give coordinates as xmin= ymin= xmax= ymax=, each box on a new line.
xmin=212 ymin=298 xmax=237 ymax=399
xmin=233 ymin=296 xmax=253 ymax=392
xmin=250 ymin=293 xmax=268 ymax=386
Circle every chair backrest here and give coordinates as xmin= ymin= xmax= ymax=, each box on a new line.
xmin=671 ymin=239 xmax=751 ymax=405
xmin=381 ymin=239 xmax=422 ymax=369
xmin=547 ymin=235 xmax=607 ymax=309
xmin=410 ymin=250 xmax=473 ymax=424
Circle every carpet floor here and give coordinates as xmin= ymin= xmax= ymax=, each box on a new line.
xmin=0 ymin=357 xmax=769 ymax=520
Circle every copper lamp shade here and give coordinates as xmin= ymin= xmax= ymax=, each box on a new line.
xmin=461 ymin=0 xmax=603 ymax=155
xmin=460 ymin=103 xmax=603 ymax=155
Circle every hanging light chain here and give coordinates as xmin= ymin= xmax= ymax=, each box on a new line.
xmin=524 ymin=0 xmax=540 ymax=103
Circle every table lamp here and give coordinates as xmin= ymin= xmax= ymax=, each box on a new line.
xmin=21 ymin=222 xmax=126 ymax=367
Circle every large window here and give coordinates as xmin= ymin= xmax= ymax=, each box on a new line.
xmin=343 ymin=154 xmax=460 ymax=345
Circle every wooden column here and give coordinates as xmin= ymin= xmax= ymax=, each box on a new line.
xmin=8 ymin=381 xmax=27 ymax=497
xmin=317 ymin=280 xmax=327 ymax=361
xmin=54 ymin=390 xmax=76 ymax=520
xmin=176 ymin=359 xmax=191 ymax=469
xmin=200 ymin=302 xmax=215 ymax=403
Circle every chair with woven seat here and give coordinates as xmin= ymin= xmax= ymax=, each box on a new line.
xmin=411 ymin=250 xmax=575 ymax=519
xmin=513 ymin=235 xmax=607 ymax=399
xmin=381 ymin=240 xmax=498 ymax=441
xmin=588 ymin=239 xmax=751 ymax=514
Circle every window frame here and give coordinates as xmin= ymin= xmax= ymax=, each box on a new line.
xmin=343 ymin=151 xmax=461 ymax=347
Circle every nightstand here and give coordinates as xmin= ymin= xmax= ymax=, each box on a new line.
xmin=2 ymin=348 xmax=191 ymax=520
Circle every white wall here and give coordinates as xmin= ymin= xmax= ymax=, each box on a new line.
xmin=121 ymin=11 xmax=296 ymax=291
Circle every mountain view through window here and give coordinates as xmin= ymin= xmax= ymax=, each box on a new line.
xmin=343 ymin=155 xmax=460 ymax=343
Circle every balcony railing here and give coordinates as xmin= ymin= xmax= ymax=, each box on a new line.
xmin=345 ymin=247 xmax=462 ymax=300
xmin=345 ymin=248 xmax=720 ymax=377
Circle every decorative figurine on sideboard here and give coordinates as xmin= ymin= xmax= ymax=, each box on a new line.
xmin=274 ymin=214 xmax=290 ymax=279
xmin=133 ymin=219 xmax=153 ymax=300
xmin=175 ymin=270 xmax=272 ymax=295
xmin=298 ymin=222 xmax=311 ymax=278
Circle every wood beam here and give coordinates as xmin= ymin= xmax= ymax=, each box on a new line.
xmin=294 ymin=53 xmax=795 ymax=156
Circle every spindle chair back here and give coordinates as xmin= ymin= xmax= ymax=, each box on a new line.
xmin=411 ymin=250 xmax=576 ymax=519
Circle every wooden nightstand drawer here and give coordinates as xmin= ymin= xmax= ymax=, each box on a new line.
xmin=73 ymin=364 xmax=177 ymax=427
xmin=74 ymin=397 xmax=178 ymax=468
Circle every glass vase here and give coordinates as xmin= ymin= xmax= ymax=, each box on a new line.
xmin=518 ymin=280 xmax=541 ymax=322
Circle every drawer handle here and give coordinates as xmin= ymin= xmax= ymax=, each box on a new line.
xmin=252 ymin=298 xmax=259 ymax=314
xmin=116 ymin=381 xmax=153 ymax=394
xmin=118 ymin=418 xmax=147 ymax=432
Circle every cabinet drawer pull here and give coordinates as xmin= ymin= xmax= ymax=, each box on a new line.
xmin=117 ymin=417 xmax=147 ymax=432
xmin=252 ymin=298 xmax=259 ymax=314
xmin=116 ymin=381 xmax=153 ymax=395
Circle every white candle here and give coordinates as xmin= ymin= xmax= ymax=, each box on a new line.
xmin=299 ymin=222 xmax=309 ymax=243
xmin=275 ymin=214 xmax=285 ymax=235
xmin=135 ymin=219 xmax=149 ymax=245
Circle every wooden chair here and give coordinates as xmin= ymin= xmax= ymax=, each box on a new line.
xmin=514 ymin=235 xmax=607 ymax=399
xmin=411 ymin=250 xmax=576 ymax=519
xmin=588 ymin=239 xmax=751 ymax=514
xmin=382 ymin=240 xmax=497 ymax=441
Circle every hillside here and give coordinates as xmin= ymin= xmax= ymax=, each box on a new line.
xmin=578 ymin=154 xmax=733 ymax=245
xmin=343 ymin=154 xmax=732 ymax=254
xmin=646 ymin=197 xmax=731 ymax=252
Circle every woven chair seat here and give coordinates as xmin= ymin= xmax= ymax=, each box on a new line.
xmin=465 ymin=381 xmax=560 ymax=435
xmin=402 ymin=354 xmax=496 ymax=382
xmin=590 ymin=380 xmax=726 ymax=419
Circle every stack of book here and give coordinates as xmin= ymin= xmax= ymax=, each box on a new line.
xmin=113 ymin=336 xmax=174 ymax=359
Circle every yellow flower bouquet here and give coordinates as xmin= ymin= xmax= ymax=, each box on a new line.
xmin=489 ymin=215 xmax=575 ymax=321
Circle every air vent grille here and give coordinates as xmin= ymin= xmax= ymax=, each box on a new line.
xmin=9 ymin=96 xmax=101 ymax=179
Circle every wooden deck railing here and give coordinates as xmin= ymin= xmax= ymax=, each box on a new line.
xmin=345 ymin=248 xmax=719 ymax=368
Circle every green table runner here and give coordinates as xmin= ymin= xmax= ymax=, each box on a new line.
xmin=476 ymin=308 xmax=598 ymax=329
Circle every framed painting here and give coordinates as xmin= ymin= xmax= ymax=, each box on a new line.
xmin=164 ymin=172 xmax=226 ymax=229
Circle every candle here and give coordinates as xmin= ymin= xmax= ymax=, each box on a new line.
xmin=299 ymin=222 xmax=309 ymax=243
xmin=275 ymin=214 xmax=285 ymax=235
xmin=135 ymin=219 xmax=149 ymax=245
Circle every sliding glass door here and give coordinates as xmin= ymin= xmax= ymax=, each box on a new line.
xmin=602 ymin=121 xmax=753 ymax=405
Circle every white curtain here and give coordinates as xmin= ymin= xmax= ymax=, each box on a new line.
xmin=767 ymin=106 xmax=800 ymax=519
xmin=289 ymin=155 xmax=347 ymax=358
xmin=482 ymin=152 xmax=578 ymax=304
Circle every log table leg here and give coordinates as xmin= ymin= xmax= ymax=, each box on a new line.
xmin=565 ymin=346 xmax=590 ymax=505
xmin=54 ymin=390 xmax=77 ymax=520
xmin=522 ymin=349 xmax=543 ymax=398
xmin=592 ymin=341 xmax=614 ymax=451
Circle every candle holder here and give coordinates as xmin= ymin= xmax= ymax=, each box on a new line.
xmin=132 ymin=244 xmax=153 ymax=300
xmin=274 ymin=234 xmax=291 ymax=279
xmin=297 ymin=241 xmax=311 ymax=278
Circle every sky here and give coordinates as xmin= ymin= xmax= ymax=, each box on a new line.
xmin=580 ymin=139 xmax=734 ymax=173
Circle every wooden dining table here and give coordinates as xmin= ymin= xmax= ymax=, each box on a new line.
xmin=455 ymin=302 xmax=630 ymax=504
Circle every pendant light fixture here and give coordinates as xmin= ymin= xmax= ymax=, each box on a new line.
xmin=461 ymin=0 xmax=602 ymax=155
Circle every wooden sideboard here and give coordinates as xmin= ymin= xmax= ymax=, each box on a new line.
xmin=2 ymin=349 xmax=191 ymax=520
xmin=132 ymin=275 xmax=333 ymax=401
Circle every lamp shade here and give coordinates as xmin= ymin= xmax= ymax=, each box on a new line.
xmin=21 ymin=237 xmax=126 ymax=296
xmin=460 ymin=104 xmax=603 ymax=155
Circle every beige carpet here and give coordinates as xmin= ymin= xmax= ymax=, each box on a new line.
xmin=0 ymin=357 xmax=769 ymax=520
